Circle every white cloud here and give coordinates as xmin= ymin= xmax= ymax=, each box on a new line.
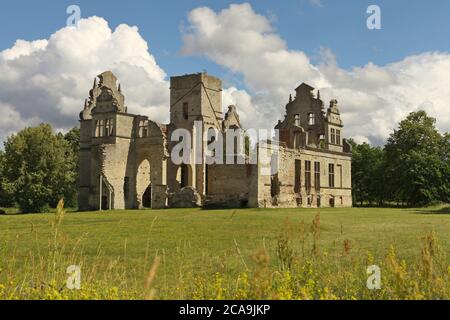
xmin=1 ymin=7 xmax=449 ymax=148
xmin=0 ymin=16 xmax=169 ymax=145
xmin=309 ymin=0 xmax=323 ymax=8
xmin=182 ymin=3 xmax=450 ymax=145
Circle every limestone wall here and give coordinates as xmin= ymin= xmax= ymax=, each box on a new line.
xmin=256 ymin=144 xmax=352 ymax=208
xmin=205 ymin=164 xmax=257 ymax=208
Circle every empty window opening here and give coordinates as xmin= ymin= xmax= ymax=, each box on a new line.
xmin=305 ymin=160 xmax=311 ymax=193
xmin=330 ymin=128 xmax=336 ymax=144
xmin=105 ymin=119 xmax=114 ymax=136
xmin=308 ymin=113 xmax=315 ymax=126
xmin=314 ymin=162 xmax=321 ymax=191
xmin=294 ymin=159 xmax=301 ymax=193
xmin=182 ymin=102 xmax=189 ymax=120
xmin=139 ymin=120 xmax=149 ymax=138
xmin=329 ymin=164 xmax=335 ymax=188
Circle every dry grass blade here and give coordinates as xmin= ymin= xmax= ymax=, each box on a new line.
xmin=144 ymin=255 xmax=161 ymax=300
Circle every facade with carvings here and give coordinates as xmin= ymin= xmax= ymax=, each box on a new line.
xmin=78 ymin=71 xmax=352 ymax=210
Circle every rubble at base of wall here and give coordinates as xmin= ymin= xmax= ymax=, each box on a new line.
xmin=168 ymin=187 xmax=202 ymax=208
xmin=203 ymin=194 xmax=249 ymax=209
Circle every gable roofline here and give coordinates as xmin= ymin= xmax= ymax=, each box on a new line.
xmin=295 ymin=82 xmax=314 ymax=92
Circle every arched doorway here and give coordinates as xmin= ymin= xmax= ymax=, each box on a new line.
xmin=136 ymin=159 xmax=151 ymax=208
xmin=142 ymin=185 xmax=152 ymax=208
xmin=99 ymin=175 xmax=114 ymax=210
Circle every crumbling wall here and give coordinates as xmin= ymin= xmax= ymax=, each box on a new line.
xmin=256 ymin=144 xmax=352 ymax=208
xmin=205 ymin=164 xmax=257 ymax=208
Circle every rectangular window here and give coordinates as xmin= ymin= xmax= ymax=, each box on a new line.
xmin=294 ymin=159 xmax=301 ymax=193
xmin=294 ymin=114 xmax=300 ymax=126
xmin=95 ymin=120 xmax=105 ymax=137
xmin=305 ymin=160 xmax=311 ymax=193
xmin=308 ymin=113 xmax=315 ymax=126
xmin=139 ymin=120 xmax=148 ymax=138
xmin=105 ymin=119 xmax=114 ymax=136
xmin=100 ymin=120 xmax=105 ymax=137
xmin=330 ymin=128 xmax=336 ymax=144
xmin=336 ymin=129 xmax=341 ymax=145
xmin=94 ymin=120 xmax=99 ymax=137
xmin=182 ymin=102 xmax=189 ymax=120
xmin=314 ymin=161 xmax=320 ymax=191
xmin=329 ymin=164 xmax=335 ymax=188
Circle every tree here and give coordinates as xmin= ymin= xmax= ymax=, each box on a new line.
xmin=64 ymin=127 xmax=80 ymax=155
xmin=63 ymin=127 xmax=80 ymax=208
xmin=350 ymin=140 xmax=386 ymax=206
xmin=438 ymin=132 xmax=450 ymax=203
xmin=385 ymin=111 xmax=446 ymax=206
xmin=1 ymin=124 xmax=77 ymax=213
xmin=0 ymin=151 xmax=14 ymax=207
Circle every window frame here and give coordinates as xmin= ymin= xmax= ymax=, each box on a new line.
xmin=308 ymin=113 xmax=315 ymax=126
xmin=305 ymin=160 xmax=312 ymax=193
xmin=329 ymin=163 xmax=335 ymax=188
xmin=314 ymin=161 xmax=321 ymax=191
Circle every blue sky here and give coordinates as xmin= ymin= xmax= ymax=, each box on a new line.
xmin=0 ymin=0 xmax=449 ymax=146
xmin=2 ymin=0 xmax=450 ymax=76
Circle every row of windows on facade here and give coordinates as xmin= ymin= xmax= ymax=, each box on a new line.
xmin=293 ymin=114 xmax=342 ymax=146
xmin=292 ymin=160 xmax=339 ymax=192
xmin=294 ymin=113 xmax=316 ymax=126
xmin=94 ymin=118 xmax=153 ymax=139
xmin=94 ymin=119 xmax=114 ymax=137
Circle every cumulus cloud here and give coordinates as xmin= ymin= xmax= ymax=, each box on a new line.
xmin=0 ymin=16 xmax=169 ymax=145
xmin=182 ymin=3 xmax=450 ymax=145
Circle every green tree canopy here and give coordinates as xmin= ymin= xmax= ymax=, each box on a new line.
xmin=349 ymin=140 xmax=386 ymax=206
xmin=351 ymin=111 xmax=448 ymax=207
xmin=1 ymin=124 xmax=78 ymax=213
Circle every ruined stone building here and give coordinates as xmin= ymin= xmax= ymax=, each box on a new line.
xmin=78 ymin=71 xmax=352 ymax=211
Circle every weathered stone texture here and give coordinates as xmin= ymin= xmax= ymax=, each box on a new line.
xmin=78 ymin=71 xmax=352 ymax=210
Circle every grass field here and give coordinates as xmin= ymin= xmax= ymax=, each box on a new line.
xmin=0 ymin=205 xmax=449 ymax=300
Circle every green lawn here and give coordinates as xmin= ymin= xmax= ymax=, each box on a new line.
xmin=0 ymin=205 xmax=449 ymax=299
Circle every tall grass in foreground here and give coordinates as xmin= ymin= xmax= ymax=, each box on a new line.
xmin=0 ymin=203 xmax=449 ymax=300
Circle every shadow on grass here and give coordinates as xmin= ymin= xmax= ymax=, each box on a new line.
xmin=0 ymin=207 xmax=79 ymax=216
xmin=411 ymin=206 xmax=450 ymax=215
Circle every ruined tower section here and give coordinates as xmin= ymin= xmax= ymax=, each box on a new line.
xmin=79 ymin=71 xmax=133 ymax=210
xmin=268 ymin=83 xmax=352 ymax=209
xmin=167 ymin=73 xmax=223 ymax=199
xmin=79 ymin=71 xmax=169 ymax=211
xmin=275 ymin=83 xmax=326 ymax=150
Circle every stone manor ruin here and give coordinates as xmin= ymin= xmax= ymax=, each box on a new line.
xmin=78 ymin=71 xmax=352 ymax=210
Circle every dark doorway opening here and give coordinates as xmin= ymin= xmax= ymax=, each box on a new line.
xmin=329 ymin=197 xmax=335 ymax=208
xmin=102 ymin=196 xmax=108 ymax=210
xmin=180 ymin=164 xmax=191 ymax=188
xmin=143 ymin=185 xmax=152 ymax=208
